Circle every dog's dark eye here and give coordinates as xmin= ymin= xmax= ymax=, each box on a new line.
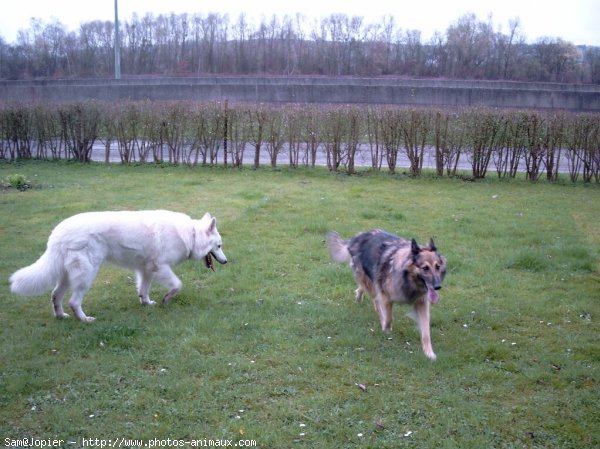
xmin=422 ymin=265 xmax=430 ymax=271
xmin=435 ymin=263 xmax=440 ymax=270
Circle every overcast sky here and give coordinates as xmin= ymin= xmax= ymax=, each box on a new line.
xmin=1 ymin=0 xmax=598 ymax=46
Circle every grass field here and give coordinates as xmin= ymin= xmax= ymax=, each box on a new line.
xmin=1 ymin=161 xmax=599 ymax=448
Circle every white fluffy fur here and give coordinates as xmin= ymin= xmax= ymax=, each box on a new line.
xmin=10 ymin=210 xmax=227 ymax=322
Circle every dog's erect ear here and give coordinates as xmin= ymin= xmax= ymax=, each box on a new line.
xmin=208 ymin=217 xmax=217 ymax=233
xmin=428 ymin=238 xmax=437 ymax=252
xmin=411 ymin=238 xmax=421 ymax=256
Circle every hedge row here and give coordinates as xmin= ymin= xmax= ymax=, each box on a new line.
xmin=1 ymin=101 xmax=599 ymax=182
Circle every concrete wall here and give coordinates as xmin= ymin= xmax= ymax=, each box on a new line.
xmin=2 ymin=77 xmax=600 ymax=111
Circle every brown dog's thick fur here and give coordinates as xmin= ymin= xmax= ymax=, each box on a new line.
xmin=327 ymin=229 xmax=447 ymax=360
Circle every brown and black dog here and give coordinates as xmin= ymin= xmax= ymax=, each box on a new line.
xmin=327 ymin=229 xmax=447 ymax=360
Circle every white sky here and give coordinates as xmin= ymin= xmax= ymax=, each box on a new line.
xmin=0 ymin=0 xmax=599 ymax=46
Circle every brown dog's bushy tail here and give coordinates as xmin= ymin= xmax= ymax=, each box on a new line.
xmin=326 ymin=232 xmax=351 ymax=264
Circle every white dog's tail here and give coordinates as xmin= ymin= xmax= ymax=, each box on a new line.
xmin=10 ymin=249 xmax=62 ymax=296
xmin=326 ymin=231 xmax=351 ymax=264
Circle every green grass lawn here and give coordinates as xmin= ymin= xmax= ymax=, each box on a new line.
xmin=1 ymin=161 xmax=599 ymax=448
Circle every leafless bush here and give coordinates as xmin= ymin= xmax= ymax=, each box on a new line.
xmin=521 ymin=113 xmax=547 ymax=181
xmin=465 ymin=108 xmax=503 ymax=179
xmin=494 ymin=112 xmax=525 ymax=179
xmin=0 ymin=109 xmax=7 ymax=160
xmin=541 ymin=112 xmax=565 ymax=181
xmin=322 ymin=108 xmax=345 ymax=172
xmin=432 ymin=111 xmax=448 ymax=177
xmin=563 ymin=113 xmax=600 ymax=183
xmin=380 ymin=108 xmax=403 ymax=174
xmin=344 ymin=106 xmax=362 ymax=175
xmin=247 ymin=105 xmax=266 ymax=169
xmin=301 ymin=106 xmax=321 ymax=168
xmin=365 ymin=107 xmax=384 ymax=170
xmin=97 ymin=104 xmax=116 ymax=163
xmin=141 ymin=104 xmax=168 ymax=163
xmin=0 ymin=104 xmax=34 ymax=160
xmin=228 ymin=106 xmax=248 ymax=168
xmin=160 ymin=102 xmax=190 ymax=164
xmin=2 ymin=101 xmax=599 ymax=182
xmin=188 ymin=102 xmax=224 ymax=165
xmin=591 ymin=119 xmax=600 ymax=183
xmin=112 ymin=103 xmax=143 ymax=163
xmin=285 ymin=105 xmax=303 ymax=169
xmin=264 ymin=106 xmax=286 ymax=168
xmin=574 ymin=114 xmax=600 ymax=183
xmin=400 ymin=108 xmax=431 ymax=177
xmin=437 ymin=111 xmax=467 ymax=177
xmin=58 ymin=102 xmax=100 ymax=162
xmin=32 ymin=104 xmax=65 ymax=159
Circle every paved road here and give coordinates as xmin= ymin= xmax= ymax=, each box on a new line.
xmin=90 ymin=142 xmax=571 ymax=175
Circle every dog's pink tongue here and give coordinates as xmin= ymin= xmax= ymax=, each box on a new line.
xmin=428 ymin=287 xmax=440 ymax=304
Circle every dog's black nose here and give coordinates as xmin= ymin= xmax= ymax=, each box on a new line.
xmin=434 ymin=285 xmax=442 ymax=290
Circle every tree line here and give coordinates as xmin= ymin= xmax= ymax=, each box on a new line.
xmin=1 ymin=100 xmax=599 ymax=183
xmin=1 ymin=12 xmax=599 ymax=83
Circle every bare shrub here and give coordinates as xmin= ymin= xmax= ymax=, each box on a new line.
xmin=302 ymin=106 xmax=321 ymax=168
xmin=322 ymin=107 xmax=346 ymax=172
xmin=228 ymin=105 xmax=248 ymax=168
xmin=541 ymin=112 xmax=565 ymax=181
xmin=365 ymin=107 xmax=384 ymax=170
xmin=161 ymin=102 xmax=190 ymax=164
xmin=2 ymin=100 xmax=598 ymax=183
xmin=264 ymin=106 xmax=285 ymax=168
xmin=285 ymin=105 xmax=303 ymax=169
xmin=465 ymin=108 xmax=503 ymax=179
xmin=1 ymin=104 xmax=34 ymax=160
xmin=522 ymin=112 xmax=546 ymax=181
xmin=439 ymin=112 xmax=467 ymax=177
xmin=142 ymin=104 xmax=168 ymax=163
xmin=58 ymin=102 xmax=101 ymax=162
xmin=247 ymin=105 xmax=266 ymax=169
xmin=494 ymin=112 xmax=525 ymax=179
xmin=113 ymin=102 xmax=142 ymax=164
xmin=32 ymin=104 xmax=66 ymax=160
xmin=577 ymin=114 xmax=600 ymax=183
xmin=380 ymin=108 xmax=403 ymax=174
xmin=189 ymin=102 xmax=224 ymax=165
xmin=563 ymin=113 xmax=599 ymax=183
xmin=400 ymin=108 xmax=432 ymax=177
xmin=344 ymin=106 xmax=362 ymax=175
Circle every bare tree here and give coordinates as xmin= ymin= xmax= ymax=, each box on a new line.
xmin=502 ymin=18 xmax=521 ymax=79
xmin=2 ymin=11 xmax=598 ymax=83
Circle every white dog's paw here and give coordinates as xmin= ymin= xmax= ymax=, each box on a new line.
xmin=83 ymin=316 xmax=96 ymax=323
xmin=56 ymin=312 xmax=70 ymax=319
xmin=139 ymin=295 xmax=156 ymax=306
xmin=424 ymin=350 xmax=437 ymax=361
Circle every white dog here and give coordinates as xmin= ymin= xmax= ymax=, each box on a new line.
xmin=9 ymin=210 xmax=227 ymax=322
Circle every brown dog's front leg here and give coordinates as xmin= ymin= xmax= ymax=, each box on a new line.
xmin=414 ymin=300 xmax=436 ymax=360
xmin=375 ymin=293 xmax=393 ymax=332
